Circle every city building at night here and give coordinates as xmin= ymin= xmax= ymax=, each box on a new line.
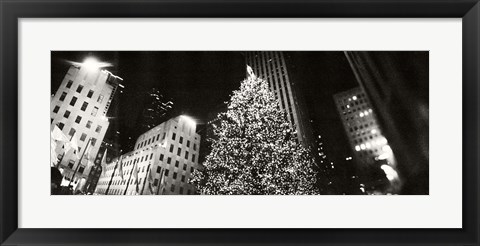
xmin=333 ymin=87 xmax=397 ymax=192
xmin=50 ymin=60 xmax=123 ymax=187
xmin=95 ymin=115 xmax=201 ymax=195
xmin=136 ymin=87 xmax=174 ymax=133
xmin=244 ymin=51 xmax=314 ymax=149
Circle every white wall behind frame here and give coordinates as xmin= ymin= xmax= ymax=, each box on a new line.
xmin=19 ymin=18 xmax=461 ymax=228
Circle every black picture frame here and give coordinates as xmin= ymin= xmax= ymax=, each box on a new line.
xmin=1 ymin=0 xmax=478 ymax=245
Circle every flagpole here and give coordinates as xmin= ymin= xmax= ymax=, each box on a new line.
xmin=105 ymin=154 xmax=121 ymax=195
xmin=68 ymin=137 xmax=91 ymax=187
xmin=140 ymin=164 xmax=151 ymax=195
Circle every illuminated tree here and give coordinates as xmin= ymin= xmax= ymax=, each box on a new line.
xmin=192 ymin=69 xmax=319 ymax=195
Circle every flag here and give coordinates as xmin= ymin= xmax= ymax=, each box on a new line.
xmin=51 ymin=125 xmax=69 ymax=142
xmin=70 ymin=133 xmax=80 ymax=158
xmin=100 ymin=149 xmax=108 ymax=175
xmin=133 ymin=162 xmax=139 ymax=193
xmin=147 ymin=167 xmax=154 ymax=194
xmin=118 ymin=156 xmax=124 ymax=181
xmin=51 ymin=133 xmax=58 ymax=167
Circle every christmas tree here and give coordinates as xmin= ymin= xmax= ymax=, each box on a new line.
xmin=192 ymin=67 xmax=319 ymax=195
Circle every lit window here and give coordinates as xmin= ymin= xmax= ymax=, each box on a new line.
xmin=360 ymin=112 xmax=364 ymax=117
xmin=97 ymin=94 xmax=104 ymax=103
xmin=360 ymin=144 xmax=366 ymax=150
xmin=91 ymin=107 xmax=98 ymax=116
xmin=355 ymin=145 xmax=361 ymax=151
xmin=352 ymin=96 xmax=357 ymax=100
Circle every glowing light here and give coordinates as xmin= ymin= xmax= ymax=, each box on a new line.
xmin=377 ymin=153 xmax=390 ymax=160
xmin=355 ymin=145 xmax=361 ymax=151
xmin=80 ymin=57 xmax=111 ymax=72
xmin=366 ymin=142 xmax=371 ymax=149
xmin=381 ymin=165 xmax=398 ymax=181
xmin=371 ymin=129 xmax=377 ymax=134
xmin=346 ymin=105 xmax=350 ymax=108
xmin=382 ymin=145 xmax=392 ymax=152
xmin=181 ymin=115 xmax=196 ymax=126
xmin=360 ymin=144 xmax=366 ymax=150
xmin=352 ymin=96 xmax=357 ymax=100
xmin=360 ymin=112 xmax=364 ymax=117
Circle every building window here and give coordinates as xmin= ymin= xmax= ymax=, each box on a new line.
xmin=175 ymin=160 xmax=179 ymax=167
xmin=95 ymin=125 xmax=102 ymax=133
xmin=186 ymin=140 xmax=190 ymax=148
xmin=177 ymin=148 xmax=181 ymax=156
xmin=190 ymin=167 xmax=194 ymax=173
xmin=81 ymin=102 xmax=88 ymax=111
xmin=181 ymin=175 xmax=185 ymax=182
xmin=59 ymin=92 xmax=67 ymax=101
xmin=86 ymin=120 xmax=92 ymax=129
xmin=91 ymin=138 xmax=97 ymax=146
xmin=156 ymin=166 xmax=161 ymax=173
xmin=192 ymin=154 xmax=195 ymax=162
xmin=180 ymin=187 xmax=184 ymax=194
xmin=97 ymin=94 xmax=104 ymax=103
xmin=68 ymin=128 xmax=76 ymax=136
xmin=58 ymin=122 xmax=65 ymax=130
xmin=167 ymin=157 xmax=171 ymax=164
xmin=87 ymin=90 xmax=94 ymax=98
xmin=165 ymin=169 xmax=169 ymax=176
xmin=172 ymin=132 xmax=176 ymax=140
xmin=193 ymin=144 xmax=196 ymax=151
xmin=185 ymin=151 xmax=189 ymax=159
xmin=173 ymin=172 xmax=177 ymax=179
xmin=91 ymin=107 xmax=98 ymax=116
xmin=66 ymin=80 xmax=73 ymax=88
xmin=80 ymin=133 xmax=87 ymax=141
xmin=78 ymin=166 xmax=85 ymax=174
xmin=76 ymin=85 xmax=83 ymax=93
xmin=183 ymin=164 xmax=187 ymax=171
xmin=156 ymin=134 xmax=160 ymax=141
xmin=68 ymin=160 xmax=74 ymax=168
xmin=170 ymin=184 xmax=175 ymax=192
xmin=75 ymin=115 xmax=82 ymax=124
xmin=159 ymin=154 xmax=164 ymax=161
xmin=169 ymin=144 xmax=174 ymax=153
xmin=53 ymin=106 xmax=60 ymax=113
xmin=179 ymin=136 xmax=183 ymax=144
xmin=70 ymin=96 xmax=77 ymax=106
xmin=63 ymin=110 xmax=71 ymax=119
xmin=154 ymin=179 xmax=159 ymax=186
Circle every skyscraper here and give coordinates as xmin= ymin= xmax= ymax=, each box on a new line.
xmin=137 ymin=87 xmax=174 ymax=133
xmin=333 ymin=87 xmax=398 ymax=193
xmin=50 ymin=60 xmax=122 ymax=186
xmin=245 ymin=51 xmax=313 ymax=148
xmin=95 ymin=115 xmax=201 ymax=195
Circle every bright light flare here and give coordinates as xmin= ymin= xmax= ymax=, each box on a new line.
xmin=381 ymin=164 xmax=399 ymax=181
xmin=181 ymin=115 xmax=196 ymax=126
xmin=69 ymin=57 xmax=112 ymax=72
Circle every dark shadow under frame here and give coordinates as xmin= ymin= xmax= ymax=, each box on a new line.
xmin=0 ymin=0 xmax=478 ymax=245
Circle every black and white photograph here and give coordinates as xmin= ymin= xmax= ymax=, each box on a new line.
xmin=50 ymin=51 xmax=428 ymax=196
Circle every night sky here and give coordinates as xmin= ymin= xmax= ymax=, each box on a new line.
xmin=51 ymin=51 xmax=359 ymax=181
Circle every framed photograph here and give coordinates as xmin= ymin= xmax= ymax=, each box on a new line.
xmin=1 ymin=0 xmax=478 ymax=245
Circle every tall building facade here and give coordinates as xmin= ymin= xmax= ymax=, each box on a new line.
xmin=51 ymin=63 xmax=122 ymax=186
xmin=333 ymin=87 xmax=398 ymax=193
xmin=245 ymin=51 xmax=313 ymax=148
xmin=95 ymin=116 xmax=201 ymax=195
